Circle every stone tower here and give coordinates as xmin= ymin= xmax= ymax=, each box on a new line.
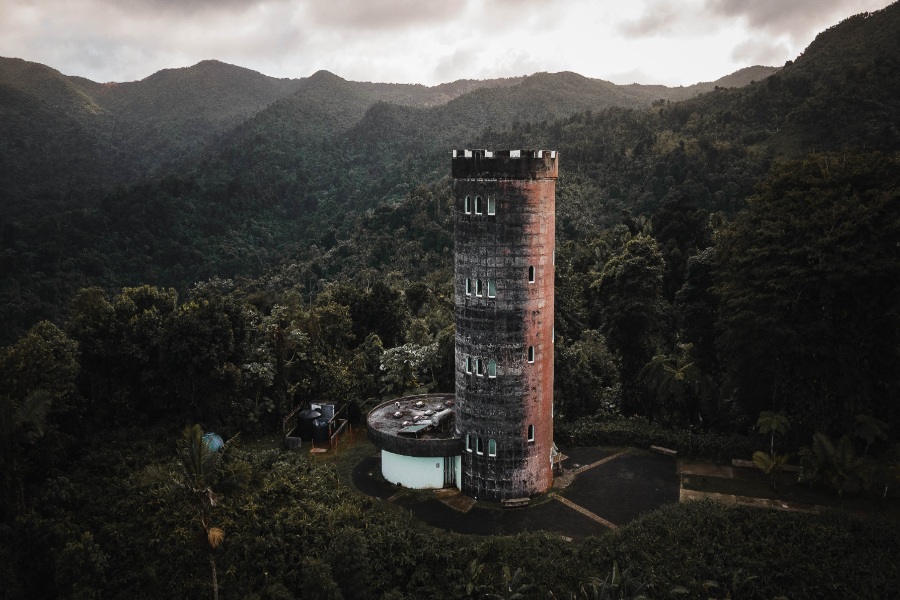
xmin=451 ymin=149 xmax=557 ymax=501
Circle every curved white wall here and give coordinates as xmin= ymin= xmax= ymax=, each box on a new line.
xmin=381 ymin=450 xmax=460 ymax=490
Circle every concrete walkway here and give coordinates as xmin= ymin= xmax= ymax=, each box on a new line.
xmin=352 ymin=447 xmax=680 ymax=538
xmin=551 ymin=493 xmax=618 ymax=529
xmin=571 ymin=449 xmax=629 ymax=475
xmin=678 ymin=458 xmax=830 ymax=514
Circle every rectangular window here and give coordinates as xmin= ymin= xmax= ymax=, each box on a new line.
xmin=476 ymin=437 xmax=483 ymax=455
xmin=528 ymin=265 xmax=535 ymax=283
xmin=475 ymin=279 xmax=483 ymax=297
xmin=475 ymin=196 xmax=482 ymax=214
xmin=475 ymin=358 xmax=483 ymax=377
xmin=465 ymin=356 xmax=472 ymax=374
xmin=465 ymin=277 xmax=471 ymax=296
xmin=527 ymin=346 xmax=535 ymax=363
xmin=488 ymin=439 xmax=497 ymax=457
xmin=527 ymin=425 xmax=535 ymax=442
xmin=487 ymin=360 xmax=497 ymax=378
xmin=464 ymin=196 xmax=471 ymax=214
xmin=466 ymin=434 xmax=473 ymax=452
xmin=487 ymin=196 xmax=496 ymax=215
xmin=487 ymin=280 xmax=496 ymax=298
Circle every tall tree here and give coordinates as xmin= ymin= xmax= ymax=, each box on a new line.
xmin=593 ymin=234 xmax=670 ymax=416
xmin=716 ymin=152 xmax=900 ymax=436
xmin=141 ymin=425 xmax=253 ymax=600
xmin=0 ymin=321 xmax=78 ymax=515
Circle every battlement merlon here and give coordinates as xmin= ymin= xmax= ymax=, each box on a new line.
xmin=451 ymin=149 xmax=558 ymax=180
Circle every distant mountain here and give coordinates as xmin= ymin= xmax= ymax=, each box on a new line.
xmin=5 ymin=0 xmax=897 ymax=339
xmin=0 ymin=54 xmax=776 ymax=199
xmin=669 ymin=3 xmax=900 ymax=153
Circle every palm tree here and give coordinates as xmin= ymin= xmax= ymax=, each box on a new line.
xmin=752 ymin=450 xmax=789 ymax=491
xmin=0 ymin=390 xmax=52 ymax=517
xmin=639 ymin=344 xmax=702 ymax=425
xmin=854 ymin=414 xmax=889 ymax=456
xmin=756 ymin=411 xmax=790 ymax=455
xmin=142 ymin=425 xmax=253 ymax=600
xmin=801 ymin=433 xmax=867 ymax=497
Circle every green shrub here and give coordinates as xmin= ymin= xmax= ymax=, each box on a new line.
xmin=556 ymin=416 xmax=761 ymax=462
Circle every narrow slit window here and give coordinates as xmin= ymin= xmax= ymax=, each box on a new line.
xmin=487 ymin=196 xmax=496 ymax=215
xmin=475 ymin=279 xmax=483 ymax=297
xmin=528 ymin=265 xmax=535 ymax=283
xmin=527 ymin=346 xmax=535 ymax=363
xmin=465 ymin=277 xmax=471 ymax=296
xmin=487 ymin=360 xmax=497 ymax=378
xmin=475 ymin=358 xmax=483 ymax=377
xmin=465 ymin=355 xmax=472 ymax=374
xmin=464 ymin=196 xmax=471 ymax=214
xmin=476 ymin=437 xmax=483 ymax=455
xmin=488 ymin=439 xmax=497 ymax=457
xmin=466 ymin=434 xmax=473 ymax=452
xmin=527 ymin=425 xmax=535 ymax=442
xmin=487 ymin=280 xmax=496 ymax=298
xmin=475 ymin=196 xmax=482 ymax=214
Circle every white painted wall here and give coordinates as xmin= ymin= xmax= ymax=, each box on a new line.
xmin=382 ymin=451 xmax=459 ymax=489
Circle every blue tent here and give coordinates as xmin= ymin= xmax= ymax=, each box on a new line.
xmin=203 ymin=432 xmax=224 ymax=451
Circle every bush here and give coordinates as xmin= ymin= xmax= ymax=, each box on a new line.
xmin=556 ymin=416 xmax=761 ymax=462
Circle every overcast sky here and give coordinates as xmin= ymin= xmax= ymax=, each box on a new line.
xmin=2 ymin=0 xmax=894 ymax=86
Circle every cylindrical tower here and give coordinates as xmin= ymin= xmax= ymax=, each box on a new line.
xmin=451 ymin=149 xmax=557 ymax=501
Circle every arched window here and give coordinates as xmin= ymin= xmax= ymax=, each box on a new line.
xmin=527 ymin=346 xmax=535 ymax=363
xmin=528 ymin=265 xmax=535 ymax=283
xmin=465 ymin=356 xmax=472 ymax=374
xmin=475 ymin=196 xmax=482 ymax=214
xmin=464 ymin=196 xmax=471 ymax=214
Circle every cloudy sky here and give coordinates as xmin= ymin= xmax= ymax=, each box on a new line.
xmin=2 ymin=0 xmax=894 ymax=86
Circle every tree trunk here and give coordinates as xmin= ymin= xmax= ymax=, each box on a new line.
xmin=209 ymin=552 xmax=219 ymax=600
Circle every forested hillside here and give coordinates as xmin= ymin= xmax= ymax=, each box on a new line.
xmin=1 ymin=4 xmax=900 ymax=598
xmin=0 ymin=55 xmax=778 ymax=338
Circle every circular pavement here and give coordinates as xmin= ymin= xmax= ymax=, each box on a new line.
xmin=352 ymin=446 xmax=680 ymax=538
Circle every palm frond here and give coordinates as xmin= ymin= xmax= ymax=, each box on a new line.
xmin=16 ymin=390 xmax=53 ymax=442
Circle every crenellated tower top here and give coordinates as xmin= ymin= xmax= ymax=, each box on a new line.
xmin=451 ymin=149 xmax=558 ymax=180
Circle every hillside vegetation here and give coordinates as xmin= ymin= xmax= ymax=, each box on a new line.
xmin=1 ymin=4 xmax=900 ymax=598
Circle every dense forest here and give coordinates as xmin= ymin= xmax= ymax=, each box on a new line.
xmin=1 ymin=3 xmax=899 ymax=599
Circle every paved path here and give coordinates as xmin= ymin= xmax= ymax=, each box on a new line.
xmin=352 ymin=446 xmax=679 ymax=538
xmin=571 ymin=449 xmax=628 ymax=475
xmin=550 ymin=450 xmax=631 ymax=529
xmin=552 ymin=493 xmax=618 ymax=529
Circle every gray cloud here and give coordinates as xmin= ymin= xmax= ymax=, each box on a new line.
xmin=730 ymin=37 xmax=791 ymax=66
xmin=433 ymin=47 xmax=477 ymax=83
xmin=306 ymin=0 xmax=468 ymax=31
xmin=706 ymin=0 xmax=886 ymax=38
xmin=619 ymin=3 xmax=680 ymax=37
